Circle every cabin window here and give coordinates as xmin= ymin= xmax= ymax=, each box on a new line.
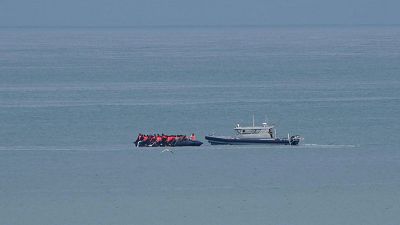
xmin=237 ymin=129 xmax=262 ymax=134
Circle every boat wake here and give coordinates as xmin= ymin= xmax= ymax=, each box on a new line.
xmin=301 ymin=143 xmax=359 ymax=148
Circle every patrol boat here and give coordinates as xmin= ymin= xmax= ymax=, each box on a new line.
xmin=205 ymin=118 xmax=301 ymax=145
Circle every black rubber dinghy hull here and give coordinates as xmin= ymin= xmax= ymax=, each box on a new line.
xmin=135 ymin=139 xmax=203 ymax=147
xmin=173 ymin=140 xmax=203 ymax=147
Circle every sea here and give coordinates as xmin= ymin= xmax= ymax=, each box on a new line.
xmin=0 ymin=26 xmax=399 ymax=225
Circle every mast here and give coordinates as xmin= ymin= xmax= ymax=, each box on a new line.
xmin=252 ymin=115 xmax=255 ymax=127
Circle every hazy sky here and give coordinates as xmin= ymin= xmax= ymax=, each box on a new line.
xmin=0 ymin=0 xmax=399 ymax=26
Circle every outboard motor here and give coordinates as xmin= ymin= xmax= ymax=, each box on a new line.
xmin=290 ymin=135 xmax=301 ymax=145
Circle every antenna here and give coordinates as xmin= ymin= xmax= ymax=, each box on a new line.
xmin=252 ymin=114 xmax=255 ymax=127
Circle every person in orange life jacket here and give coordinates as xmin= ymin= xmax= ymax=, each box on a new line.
xmin=190 ymin=133 xmax=196 ymax=141
xmin=167 ymin=136 xmax=176 ymax=145
xmin=150 ymin=134 xmax=156 ymax=142
xmin=156 ymin=135 xmax=162 ymax=143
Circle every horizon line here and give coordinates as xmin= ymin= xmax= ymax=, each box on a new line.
xmin=1 ymin=24 xmax=400 ymax=29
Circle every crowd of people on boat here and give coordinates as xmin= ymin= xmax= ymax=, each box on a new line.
xmin=134 ymin=133 xmax=197 ymax=147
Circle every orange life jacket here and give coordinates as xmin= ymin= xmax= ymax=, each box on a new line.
xmin=167 ymin=136 xmax=175 ymax=142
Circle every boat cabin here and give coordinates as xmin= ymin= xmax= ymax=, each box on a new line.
xmin=234 ymin=122 xmax=276 ymax=139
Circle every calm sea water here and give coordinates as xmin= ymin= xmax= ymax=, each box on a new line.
xmin=1 ymin=26 xmax=400 ymax=225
